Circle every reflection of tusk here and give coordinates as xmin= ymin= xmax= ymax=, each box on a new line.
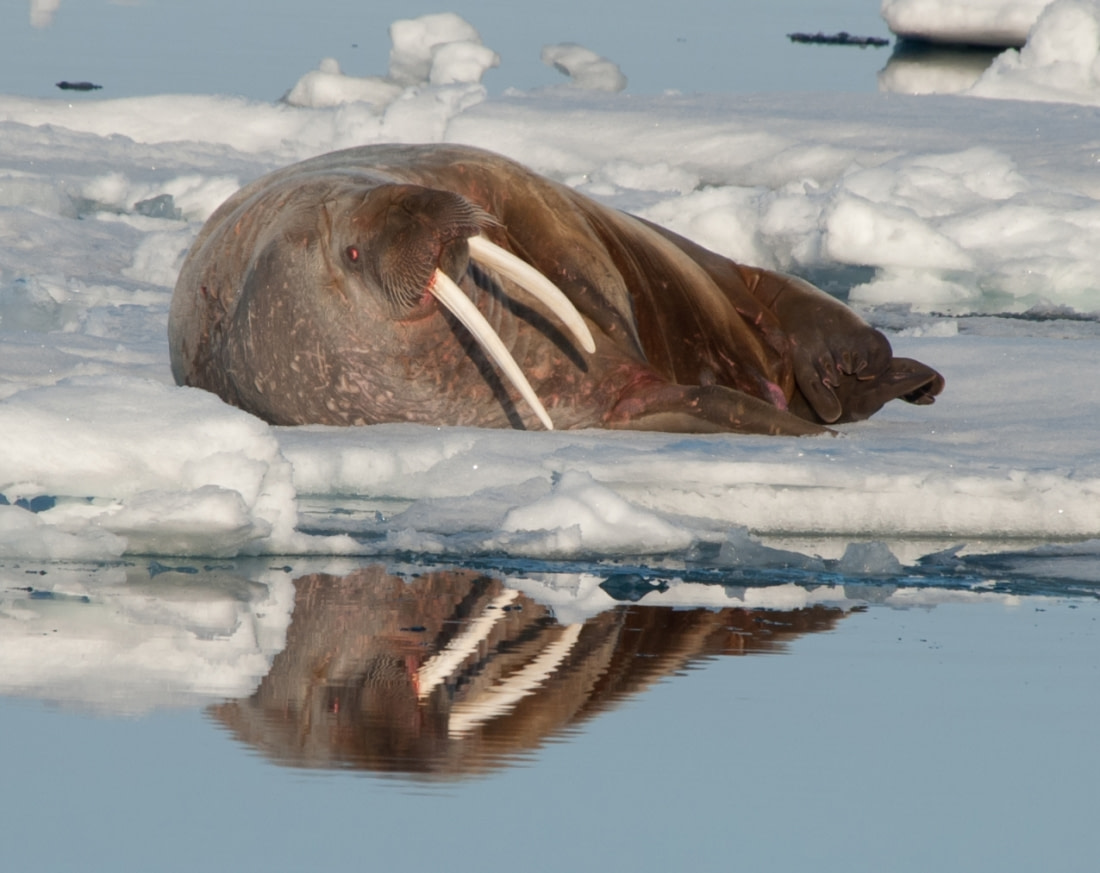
xmin=430 ymin=269 xmax=555 ymax=430
xmin=468 ymin=235 xmax=596 ymax=354
xmin=447 ymin=622 xmax=584 ymax=737
xmin=416 ymin=589 xmax=520 ymax=700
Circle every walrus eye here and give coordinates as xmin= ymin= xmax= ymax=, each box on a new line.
xmin=345 ymin=245 xmax=360 ymax=263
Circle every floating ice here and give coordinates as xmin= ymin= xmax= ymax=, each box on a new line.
xmin=541 ymin=43 xmax=628 ymax=92
xmin=29 ymin=0 xmax=59 ymax=29
xmin=881 ymin=0 xmax=1054 ymax=46
xmin=282 ymin=58 xmax=404 ymax=110
xmin=388 ymin=13 xmax=486 ymax=85
xmin=967 ymin=0 xmax=1100 ymax=104
xmin=283 ymin=14 xmax=499 ymax=110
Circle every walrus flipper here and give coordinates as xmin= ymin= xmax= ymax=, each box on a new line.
xmin=743 ymin=273 xmax=945 ymax=424
xmin=627 ymin=215 xmax=944 ymax=424
xmin=790 ymin=348 xmax=946 ymax=424
xmin=606 ymin=379 xmax=828 ymax=436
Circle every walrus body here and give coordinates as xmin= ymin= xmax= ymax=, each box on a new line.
xmin=169 ymin=143 xmax=943 ymax=435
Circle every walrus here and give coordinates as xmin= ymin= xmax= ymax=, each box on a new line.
xmin=169 ymin=143 xmax=943 ymax=435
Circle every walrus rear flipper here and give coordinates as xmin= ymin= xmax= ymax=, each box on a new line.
xmin=606 ymin=379 xmax=828 ymax=436
xmin=897 ymin=360 xmax=945 ymax=406
xmin=745 ymin=272 xmax=945 ymax=424
xmin=791 ymin=355 xmax=945 ymax=424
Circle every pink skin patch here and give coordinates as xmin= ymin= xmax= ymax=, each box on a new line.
xmin=762 ymin=380 xmax=788 ymax=410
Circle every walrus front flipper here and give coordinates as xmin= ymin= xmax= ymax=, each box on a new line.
xmin=605 ymin=379 xmax=829 ymax=436
xmin=747 ymin=272 xmax=945 ymax=424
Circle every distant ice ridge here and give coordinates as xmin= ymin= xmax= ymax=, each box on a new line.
xmin=881 ymin=0 xmax=1054 ymax=46
xmin=880 ymin=0 xmax=1100 ymax=107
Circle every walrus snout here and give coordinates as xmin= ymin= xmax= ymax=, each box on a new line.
xmin=330 ymin=182 xmax=596 ymax=430
xmin=344 ymin=185 xmax=494 ymax=317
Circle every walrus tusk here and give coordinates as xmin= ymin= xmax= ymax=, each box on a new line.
xmin=446 ymin=621 xmax=584 ymax=737
xmin=467 ymin=235 xmax=596 ymax=354
xmin=415 ymin=588 xmax=520 ymax=700
xmin=429 ymin=268 xmax=555 ymax=430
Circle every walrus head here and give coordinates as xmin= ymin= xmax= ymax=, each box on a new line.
xmin=308 ymin=182 xmax=595 ymax=429
xmin=192 ymin=178 xmax=596 ymax=428
xmin=335 ymin=185 xmax=491 ymax=318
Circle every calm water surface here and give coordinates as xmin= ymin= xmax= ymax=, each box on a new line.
xmin=1 ymin=557 xmax=1098 ymax=872
xmin=5 ymin=0 xmax=912 ymax=99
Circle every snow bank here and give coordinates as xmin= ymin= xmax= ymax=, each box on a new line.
xmin=0 ymin=376 xmax=354 ymax=557
xmin=966 ymin=0 xmax=1100 ymax=103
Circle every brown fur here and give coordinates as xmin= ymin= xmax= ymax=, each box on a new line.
xmin=170 ymin=144 xmax=943 ymax=434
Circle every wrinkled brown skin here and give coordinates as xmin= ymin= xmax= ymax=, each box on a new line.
xmin=169 ymin=143 xmax=944 ymax=435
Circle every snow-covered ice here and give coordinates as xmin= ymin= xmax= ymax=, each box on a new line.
xmin=1 ymin=8 xmax=1099 ymax=569
xmin=966 ymin=0 xmax=1100 ymax=103
xmin=880 ymin=0 xmax=1100 ymax=105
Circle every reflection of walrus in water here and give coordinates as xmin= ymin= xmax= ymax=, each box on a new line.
xmin=210 ymin=565 xmax=847 ymax=778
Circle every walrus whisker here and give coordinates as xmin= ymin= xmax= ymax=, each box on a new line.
xmin=467 ymin=235 xmax=596 ymax=354
xmin=429 ymin=268 xmax=555 ymax=430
